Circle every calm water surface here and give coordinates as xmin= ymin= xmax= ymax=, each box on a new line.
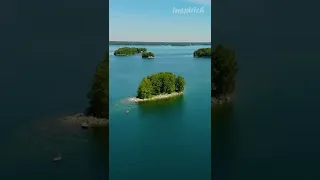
xmin=109 ymin=45 xmax=211 ymax=180
xmin=212 ymin=0 xmax=320 ymax=179
xmin=0 ymin=1 xmax=108 ymax=179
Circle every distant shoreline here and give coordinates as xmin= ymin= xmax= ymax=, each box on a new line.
xmin=128 ymin=92 xmax=183 ymax=103
xmin=109 ymin=41 xmax=210 ymax=46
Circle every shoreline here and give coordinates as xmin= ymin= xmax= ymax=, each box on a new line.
xmin=60 ymin=113 xmax=108 ymax=127
xmin=128 ymin=92 xmax=183 ymax=103
xmin=211 ymin=94 xmax=232 ymax=105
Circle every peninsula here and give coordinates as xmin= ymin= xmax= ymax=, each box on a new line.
xmin=129 ymin=72 xmax=185 ymax=103
xmin=194 ymin=47 xmax=211 ymax=58
xmin=211 ymin=44 xmax=238 ymax=105
xmin=114 ymin=47 xmax=147 ymax=56
xmin=61 ymin=53 xmax=109 ymax=127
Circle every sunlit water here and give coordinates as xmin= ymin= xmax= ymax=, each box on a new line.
xmin=109 ymin=45 xmax=211 ymax=180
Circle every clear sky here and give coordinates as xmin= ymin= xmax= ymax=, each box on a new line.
xmin=110 ymin=0 xmax=211 ymax=42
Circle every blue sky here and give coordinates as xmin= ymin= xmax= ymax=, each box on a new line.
xmin=110 ymin=0 xmax=211 ymax=42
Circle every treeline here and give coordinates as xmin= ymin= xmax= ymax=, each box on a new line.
xmin=109 ymin=41 xmax=211 ymax=46
xmin=194 ymin=48 xmax=211 ymax=57
xmin=114 ymin=47 xmax=147 ymax=56
xmin=137 ymin=72 xmax=185 ymax=99
xmin=142 ymin=51 xmax=155 ymax=58
xmin=211 ymin=44 xmax=238 ymax=99
xmin=86 ymin=53 xmax=109 ymax=118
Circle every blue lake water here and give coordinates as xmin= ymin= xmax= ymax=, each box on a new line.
xmin=0 ymin=1 xmax=108 ymax=179
xmin=109 ymin=45 xmax=211 ymax=180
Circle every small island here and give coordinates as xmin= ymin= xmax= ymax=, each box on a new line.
xmin=61 ymin=53 xmax=109 ymax=127
xmin=114 ymin=47 xmax=147 ymax=56
xmin=142 ymin=51 xmax=155 ymax=59
xmin=129 ymin=72 xmax=185 ymax=103
xmin=194 ymin=47 xmax=211 ymax=58
xmin=212 ymin=44 xmax=238 ymax=105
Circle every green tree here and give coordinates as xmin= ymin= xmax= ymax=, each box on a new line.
xmin=137 ymin=72 xmax=185 ymax=99
xmin=114 ymin=47 xmax=147 ymax=56
xmin=87 ymin=53 xmax=109 ymax=118
xmin=137 ymin=77 xmax=153 ymax=99
xmin=194 ymin=48 xmax=211 ymax=57
xmin=212 ymin=44 xmax=238 ymax=98
xmin=142 ymin=51 xmax=155 ymax=58
xmin=175 ymin=75 xmax=185 ymax=92
xmin=147 ymin=73 xmax=162 ymax=95
xmin=137 ymin=48 xmax=147 ymax=53
xmin=162 ymin=73 xmax=175 ymax=93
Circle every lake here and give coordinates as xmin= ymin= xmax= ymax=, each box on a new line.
xmin=0 ymin=0 xmax=108 ymax=179
xmin=109 ymin=45 xmax=211 ymax=180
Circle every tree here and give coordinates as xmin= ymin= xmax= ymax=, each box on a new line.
xmin=137 ymin=72 xmax=185 ymax=99
xmin=137 ymin=77 xmax=153 ymax=99
xmin=114 ymin=47 xmax=147 ymax=56
xmin=147 ymin=73 xmax=162 ymax=95
xmin=142 ymin=51 xmax=155 ymax=58
xmin=175 ymin=75 xmax=185 ymax=92
xmin=162 ymin=73 xmax=175 ymax=93
xmin=87 ymin=53 xmax=109 ymax=118
xmin=137 ymin=48 xmax=147 ymax=53
xmin=212 ymin=44 xmax=238 ymax=98
xmin=194 ymin=48 xmax=211 ymax=57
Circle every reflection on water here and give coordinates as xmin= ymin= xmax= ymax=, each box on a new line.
xmin=211 ymin=103 xmax=237 ymax=179
xmin=138 ymin=95 xmax=184 ymax=113
xmin=137 ymin=96 xmax=185 ymax=121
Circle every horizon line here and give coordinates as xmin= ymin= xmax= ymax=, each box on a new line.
xmin=109 ymin=41 xmax=211 ymax=43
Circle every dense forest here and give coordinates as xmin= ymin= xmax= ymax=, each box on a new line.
xmin=114 ymin=47 xmax=147 ymax=56
xmin=86 ymin=53 xmax=109 ymax=118
xmin=194 ymin=48 xmax=211 ymax=57
xmin=211 ymin=44 xmax=238 ymax=100
xmin=137 ymin=72 xmax=185 ymax=99
xmin=142 ymin=51 xmax=155 ymax=58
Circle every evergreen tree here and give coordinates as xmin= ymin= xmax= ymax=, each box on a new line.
xmin=175 ymin=75 xmax=185 ymax=92
xmin=212 ymin=44 xmax=238 ymax=98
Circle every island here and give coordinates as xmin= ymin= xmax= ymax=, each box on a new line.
xmin=194 ymin=47 xmax=211 ymax=57
xmin=211 ymin=44 xmax=238 ymax=105
xmin=142 ymin=51 xmax=155 ymax=59
xmin=61 ymin=53 xmax=109 ymax=127
xmin=114 ymin=47 xmax=147 ymax=56
xmin=128 ymin=72 xmax=185 ymax=103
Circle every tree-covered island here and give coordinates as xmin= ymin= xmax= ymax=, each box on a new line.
xmin=142 ymin=51 xmax=155 ymax=59
xmin=194 ymin=47 xmax=211 ymax=57
xmin=61 ymin=53 xmax=109 ymax=127
xmin=128 ymin=72 xmax=185 ymax=103
xmin=211 ymin=44 xmax=238 ymax=105
xmin=114 ymin=47 xmax=147 ymax=56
